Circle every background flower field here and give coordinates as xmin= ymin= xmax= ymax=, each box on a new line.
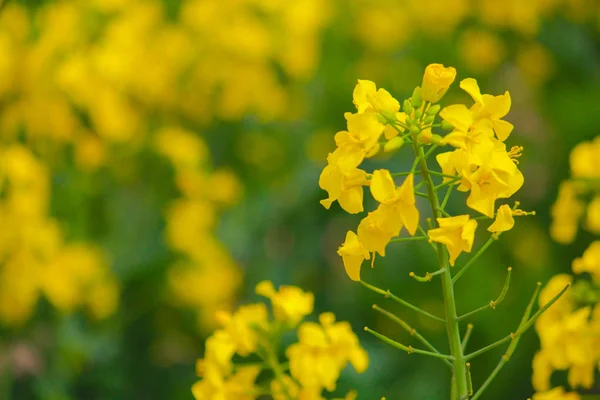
xmin=0 ymin=0 xmax=599 ymax=399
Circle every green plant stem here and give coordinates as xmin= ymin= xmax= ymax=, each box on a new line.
xmin=440 ymin=184 xmax=454 ymax=210
xmin=457 ymin=267 xmax=512 ymax=321
xmin=461 ymin=324 xmax=473 ymax=352
xmin=365 ymin=327 xmax=454 ymax=360
xmin=470 ymin=283 xmax=542 ymax=400
xmin=360 ymin=280 xmax=445 ymax=323
xmin=410 ymin=268 xmax=446 ymax=282
xmin=464 ymin=283 xmax=570 ymax=361
xmin=452 ymin=235 xmax=498 ymax=284
xmin=414 ymin=142 xmax=468 ymax=400
xmin=372 ymin=305 xmax=452 ymax=368
xmin=424 ymin=144 xmax=439 ymax=160
xmin=390 ymin=236 xmax=428 ymax=243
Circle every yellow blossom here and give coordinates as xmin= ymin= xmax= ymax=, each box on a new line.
xmin=256 ymin=280 xmax=314 ymax=326
xmin=352 ymin=79 xmax=400 ymax=115
xmin=357 ymin=209 xmax=396 ymax=257
xmin=488 ymin=204 xmax=515 ymax=233
xmin=570 ymin=137 xmax=600 ymax=179
xmin=216 ymin=303 xmax=269 ymax=356
xmin=550 ymin=181 xmax=584 ymax=244
xmin=319 ymin=150 xmax=369 ymax=214
xmin=572 ymin=241 xmax=600 ymax=282
xmin=421 ymin=63 xmax=456 ymax=103
xmin=370 ymin=170 xmax=419 ymax=236
xmin=337 ymin=231 xmax=370 ymax=281
xmin=333 ymin=112 xmax=385 ymax=173
xmin=428 ymin=215 xmax=478 ymax=266
xmin=585 ymin=196 xmax=600 ymax=234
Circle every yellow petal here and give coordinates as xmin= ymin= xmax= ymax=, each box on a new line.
xmin=487 ymin=204 xmax=515 ymax=233
xmin=439 ymin=104 xmax=473 ymax=133
xmin=370 ymin=169 xmax=396 ymax=204
xmin=460 ymin=78 xmax=484 ymax=107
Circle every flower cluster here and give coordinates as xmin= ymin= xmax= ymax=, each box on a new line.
xmin=533 ymin=136 xmax=600 ymax=399
xmin=0 ymin=145 xmax=118 ymax=325
xmin=192 ymin=281 xmax=368 ymax=400
xmin=321 ymin=64 xmax=526 ymax=281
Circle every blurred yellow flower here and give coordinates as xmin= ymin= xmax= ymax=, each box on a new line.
xmin=256 ymin=280 xmax=314 ymax=326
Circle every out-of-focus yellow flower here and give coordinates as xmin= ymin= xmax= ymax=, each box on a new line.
xmin=572 ymin=241 xmax=600 ymax=282
xmin=319 ymin=150 xmax=369 ymax=214
xmin=459 ymin=29 xmax=506 ymax=74
xmin=517 ymin=42 xmax=555 ymax=87
xmin=216 ymin=303 xmax=269 ymax=357
xmin=488 ymin=204 xmax=515 ymax=233
xmin=370 ymin=171 xmax=419 ymax=236
xmin=585 ymin=196 xmax=600 ymax=234
xmin=286 ymin=312 xmax=368 ymax=393
xmin=532 ymin=387 xmax=581 ymax=400
xmin=337 ymin=231 xmax=370 ymax=281
xmin=550 ymin=181 xmax=585 ymax=244
xmin=420 ymin=63 xmax=456 ymax=103
xmin=570 ymin=137 xmax=600 ymax=179
xmin=428 ymin=215 xmax=478 ymax=266
xmin=256 ymin=280 xmax=314 ymax=326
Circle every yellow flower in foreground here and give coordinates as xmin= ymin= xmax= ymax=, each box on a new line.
xmin=352 ymin=79 xmax=400 ymax=115
xmin=572 ymin=241 xmax=600 ymax=282
xmin=319 ymin=149 xmax=369 ymax=214
xmin=256 ymin=280 xmax=314 ymax=326
xmin=370 ymin=170 xmax=419 ymax=236
xmin=428 ymin=215 xmax=478 ymax=266
xmin=421 ymin=63 xmax=457 ymax=103
xmin=333 ymin=112 xmax=384 ymax=173
xmin=337 ymin=231 xmax=370 ymax=281
xmin=488 ymin=204 xmax=515 ymax=233
xmin=357 ymin=209 xmax=395 ymax=257
xmin=532 ymin=387 xmax=581 ymax=400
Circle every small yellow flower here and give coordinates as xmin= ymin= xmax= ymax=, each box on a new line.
xmin=256 ymin=280 xmax=314 ymax=326
xmin=352 ymin=79 xmax=400 ymax=115
xmin=357 ymin=209 xmax=395 ymax=257
xmin=488 ymin=204 xmax=515 ymax=233
xmin=550 ymin=181 xmax=584 ymax=244
xmin=216 ymin=303 xmax=269 ymax=356
xmin=572 ymin=241 xmax=600 ymax=282
xmin=421 ymin=63 xmax=457 ymax=103
xmin=337 ymin=231 xmax=370 ymax=281
xmin=370 ymin=170 xmax=420 ymax=236
xmin=428 ymin=215 xmax=478 ymax=266
xmin=319 ymin=149 xmax=369 ymax=214
xmin=333 ymin=112 xmax=384 ymax=173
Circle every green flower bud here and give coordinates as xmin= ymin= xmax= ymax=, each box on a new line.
xmin=376 ymin=113 xmax=387 ymax=124
xmin=410 ymin=124 xmax=421 ymax=136
xmin=424 ymin=115 xmax=435 ymax=125
xmin=441 ymin=120 xmax=453 ymax=131
xmin=384 ymin=136 xmax=405 ymax=152
xmin=406 ymin=117 xmax=414 ymax=126
xmin=426 ymin=104 xmax=441 ymax=116
xmin=403 ymin=99 xmax=413 ymax=114
xmin=380 ymin=109 xmax=396 ymax=122
xmin=414 ymin=109 xmax=422 ymax=120
xmin=411 ymin=87 xmax=422 ymax=108
xmin=417 ymin=130 xmax=432 ymax=144
xmin=431 ymin=134 xmax=444 ymax=145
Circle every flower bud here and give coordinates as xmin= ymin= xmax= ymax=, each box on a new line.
xmin=384 ymin=137 xmax=405 ymax=152
xmin=410 ymin=124 xmax=421 ymax=136
xmin=410 ymin=87 xmax=422 ymax=108
xmin=414 ymin=109 xmax=422 ymax=120
xmin=441 ymin=120 xmax=454 ymax=131
xmin=431 ymin=134 xmax=444 ymax=145
xmin=421 ymin=64 xmax=456 ymax=103
xmin=403 ymin=99 xmax=413 ymax=114
xmin=380 ymin=109 xmax=396 ymax=122
xmin=365 ymin=143 xmax=380 ymax=158
xmin=426 ymin=104 xmax=441 ymax=115
xmin=417 ymin=129 xmax=432 ymax=144
xmin=423 ymin=115 xmax=435 ymax=125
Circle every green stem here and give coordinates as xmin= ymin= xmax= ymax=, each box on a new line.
xmin=360 ymin=280 xmax=445 ymax=323
xmin=465 ymin=283 xmax=569 ymax=362
xmin=457 ymin=267 xmax=512 ymax=321
xmin=372 ymin=305 xmax=452 ymax=368
xmin=461 ymin=324 xmax=473 ymax=352
xmin=390 ymin=236 xmax=428 ymax=243
xmin=452 ymin=235 xmax=498 ymax=284
xmin=410 ymin=268 xmax=446 ymax=282
xmin=365 ymin=327 xmax=454 ymax=361
xmin=414 ymin=142 xmax=468 ymax=400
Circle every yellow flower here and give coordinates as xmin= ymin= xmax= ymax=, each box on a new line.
xmin=421 ymin=63 xmax=456 ymax=103
xmin=370 ymin=170 xmax=420 ymax=236
xmin=487 ymin=204 xmax=515 ymax=233
xmin=319 ymin=149 xmax=369 ymax=214
xmin=459 ymin=78 xmax=513 ymax=141
xmin=428 ymin=215 xmax=478 ymax=266
xmin=286 ymin=312 xmax=368 ymax=393
xmin=357 ymin=209 xmax=396 ymax=257
xmin=333 ymin=112 xmax=384 ymax=173
xmin=532 ymin=387 xmax=581 ymax=400
xmin=337 ymin=231 xmax=370 ymax=281
xmin=216 ymin=303 xmax=269 ymax=356
xmin=570 ymin=137 xmax=600 ymax=179
xmin=585 ymin=196 xmax=600 ymax=234
xmin=572 ymin=241 xmax=600 ymax=282
xmin=192 ymin=363 xmax=260 ymax=400
xmin=352 ymin=79 xmax=400 ymax=115
xmin=550 ymin=181 xmax=584 ymax=244
xmin=532 ymin=351 xmax=553 ymax=392
xmin=256 ymin=280 xmax=314 ymax=326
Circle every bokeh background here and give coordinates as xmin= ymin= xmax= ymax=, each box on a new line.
xmin=0 ymin=0 xmax=599 ymax=399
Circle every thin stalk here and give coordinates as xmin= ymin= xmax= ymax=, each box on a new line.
xmin=414 ymin=142 xmax=468 ymax=399
xmin=424 ymin=144 xmax=439 ymax=160
xmin=417 ymin=225 xmax=438 ymax=252
xmin=461 ymin=324 xmax=474 ymax=352
xmin=470 ymin=283 xmax=542 ymax=400
xmin=365 ymin=327 xmax=454 ymax=361
xmin=409 ymin=268 xmax=446 ymax=282
xmin=360 ymin=280 xmax=445 ymax=323
xmin=465 ymin=283 xmax=570 ymax=361
xmin=458 ymin=267 xmax=512 ymax=321
xmin=390 ymin=236 xmax=429 ymax=243
xmin=452 ymin=236 xmax=498 ymax=284
xmin=372 ymin=305 xmax=452 ymax=368
xmin=440 ymin=183 xmax=454 ymax=211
